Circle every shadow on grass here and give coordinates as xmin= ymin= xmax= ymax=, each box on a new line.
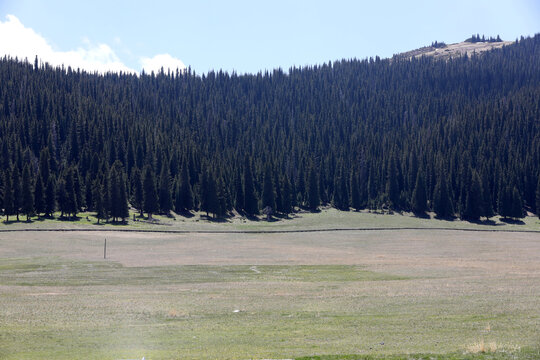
xmin=412 ymin=212 xmax=431 ymax=219
xmin=500 ymin=217 xmax=526 ymax=225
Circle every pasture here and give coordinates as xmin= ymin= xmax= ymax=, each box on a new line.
xmin=0 ymin=212 xmax=539 ymax=359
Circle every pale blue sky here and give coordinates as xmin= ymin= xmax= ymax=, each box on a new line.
xmin=0 ymin=0 xmax=538 ymax=74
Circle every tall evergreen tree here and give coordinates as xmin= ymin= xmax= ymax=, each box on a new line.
xmin=56 ymin=178 xmax=67 ymax=218
xmin=92 ymin=179 xmax=106 ymax=224
xmin=45 ymin=176 xmax=56 ymax=217
xmin=131 ymin=168 xmax=144 ymax=217
xmin=536 ymin=176 xmax=540 ymax=219
xmin=351 ymin=173 xmax=361 ymax=211
xmin=201 ymin=170 xmax=219 ymax=217
xmin=234 ymin=168 xmax=244 ymax=212
xmin=510 ymin=186 xmax=524 ymax=219
xmin=64 ymin=169 xmax=78 ymax=218
xmin=281 ymin=175 xmax=292 ymax=214
xmin=498 ymin=184 xmax=512 ymax=219
xmin=143 ymin=166 xmax=159 ymax=219
xmin=463 ymin=171 xmax=483 ymax=221
xmin=411 ymin=170 xmax=427 ymax=215
xmin=3 ymin=169 xmax=14 ymax=221
xmin=307 ymin=166 xmax=320 ymax=211
xmin=481 ymin=172 xmax=495 ymax=219
xmin=433 ymin=174 xmax=454 ymax=218
xmin=262 ymin=164 xmax=276 ymax=212
xmin=11 ymin=166 xmax=21 ymax=221
xmin=386 ymin=156 xmax=399 ymax=209
xmin=158 ymin=165 xmax=172 ymax=214
xmin=21 ymin=165 xmax=34 ymax=221
xmin=243 ymin=158 xmax=258 ymax=215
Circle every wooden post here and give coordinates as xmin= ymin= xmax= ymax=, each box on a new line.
xmin=104 ymin=238 xmax=107 ymax=259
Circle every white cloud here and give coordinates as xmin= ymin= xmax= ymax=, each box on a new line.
xmin=0 ymin=14 xmax=136 ymax=74
xmin=140 ymin=53 xmax=186 ymax=74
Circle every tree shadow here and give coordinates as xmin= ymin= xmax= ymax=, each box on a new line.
xmin=500 ymin=218 xmax=526 ymax=225
xmin=57 ymin=215 xmax=81 ymax=222
xmin=412 ymin=212 xmax=431 ymax=219
xmin=175 ymin=210 xmax=195 ymax=218
xmin=433 ymin=215 xmax=456 ymax=221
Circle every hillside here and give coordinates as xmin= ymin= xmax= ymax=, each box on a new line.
xmin=394 ymin=39 xmax=514 ymax=60
xmin=0 ymin=34 xmax=539 ymax=223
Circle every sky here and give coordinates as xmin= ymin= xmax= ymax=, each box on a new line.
xmin=0 ymin=0 xmax=538 ymax=75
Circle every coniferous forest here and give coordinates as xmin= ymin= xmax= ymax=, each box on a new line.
xmin=0 ymin=35 xmax=539 ymax=223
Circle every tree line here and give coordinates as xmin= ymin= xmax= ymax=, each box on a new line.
xmin=0 ymin=35 xmax=539 ymax=223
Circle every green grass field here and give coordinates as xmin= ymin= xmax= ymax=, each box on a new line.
xmin=0 ymin=211 xmax=539 ymax=359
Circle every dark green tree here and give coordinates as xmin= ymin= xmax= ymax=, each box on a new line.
xmin=21 ymin=165 xmax=34 ymax=221
xmin=243 ymin=158 xmax=258 ymax=215
xmin=201 ymin=170 xmax=219 ymax=217
xmin=536 ymin=176 xmax=540 ymax=219
xmin=307 ymin=166 xmax=320 ymax=211
xmin=262 ymin=164 xmax=276 ymax=212
xmin=11 ymin=166 xmax=21 ymax=221
xmin=131 ymin=168 xmax=144 ymax=217
xmin=411 ymin=170 xmax=427 ymax=215
xmin=143 ymin=166 xmax=159 ymax=219
xmin=351 ymin=173 xmax=361 ymax=211
xmin=64 ymin=169 xmax=78 ymax=218
xmin=510 ymin=186 xmax=524 ymax=219
xmin=386 ymin=156 xmax=399 ymax=209
xmin=92 ymin=179 xmax=106 ymax=224
xmin=234 ymin=168 xmax=244 ymax=212
xmin=56 ymin=178 xmax=67 ymax=218
xmin=44 ymin=176 xmax=56 ymax=217
xmin=158 ymin=165 xmax=172 ymax=214
xmin=463 ymin=172 xmax=483 ymax=221
xmin=433 ymin=174 xmax=454 ymax=218
xmin=281 ymin=175 xmax=292 ymax=214
xmin=3 ymin=169 xmax=14 ymax=221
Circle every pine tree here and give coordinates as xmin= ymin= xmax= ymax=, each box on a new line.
xmin=386 ymin=156 xmax=399 ymax=209
xmin=109 ymin=162 xmax=129 ymax=222
xmin=274 ymin=171 xmax=283 ymax=214
xmin=234 ymin=168 xmax=244 ymax=212
xmin=158 ymin=165 xmax=172 ymax=214
xmin=39 ymin=148 xmax=50 ymax=184
xmin=536 ymin=176 xmax=540 ymax=219
xmin=433 ymin=175 xmax=454 ymax=218
xmin=307 ymin=166 xmax=320 ymax=211
xmin=92 ymin=179 xmax=106 ymax=224
xmin=180 ymin=164 xmax=194 ymax=211
xmin=64 ymin=169 xmax=78 ymax=218
xmin=117 ymin=171 xmax=129 ymax=221
xmin=11 ymin=166 xmax=21 ymax=221
xmin=481 ymin=172 xmax=494 ymax=219
xmin=56 ymin=178 xmax=67 ymax=218
xmin=243 ymin=158 xmax=258 ymax=215
xmin=351 ymin=173 xmax=361 ymax=211
xmin=131 ymin=168 xmax=144 ymax=217
xmin=3 ymin=169 xmax=14 ymax=221
xmin=498 ymin=184 xmax=512 ymax=219
xmin=411 ymin=170 xmax=427 ymax=215
xmin=262 ymin=164 xmax=276 ymax=212
xmin=510 ymin=187 xmax=524 ymax=219
xmin=201 ymin=170 xmax=219 ymax=217
xmin=21 ymin=165 xmax=34 ymax=221
xmin=143 ymin=166 xmax=158 ymax=219
xmin=45 ymin=176 xmax=56 ymax=217
xmin=281 ymin=175 xmax=292 ymax=214
xmin=463 ymin=172 xmax=483 ymax=221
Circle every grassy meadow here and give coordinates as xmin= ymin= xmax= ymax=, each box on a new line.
xmin=0 ymin=211 xmax=539 ymax=359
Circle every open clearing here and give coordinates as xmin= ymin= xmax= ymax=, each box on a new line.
xmin=1 ymin=213 xmax=539 ymax=359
